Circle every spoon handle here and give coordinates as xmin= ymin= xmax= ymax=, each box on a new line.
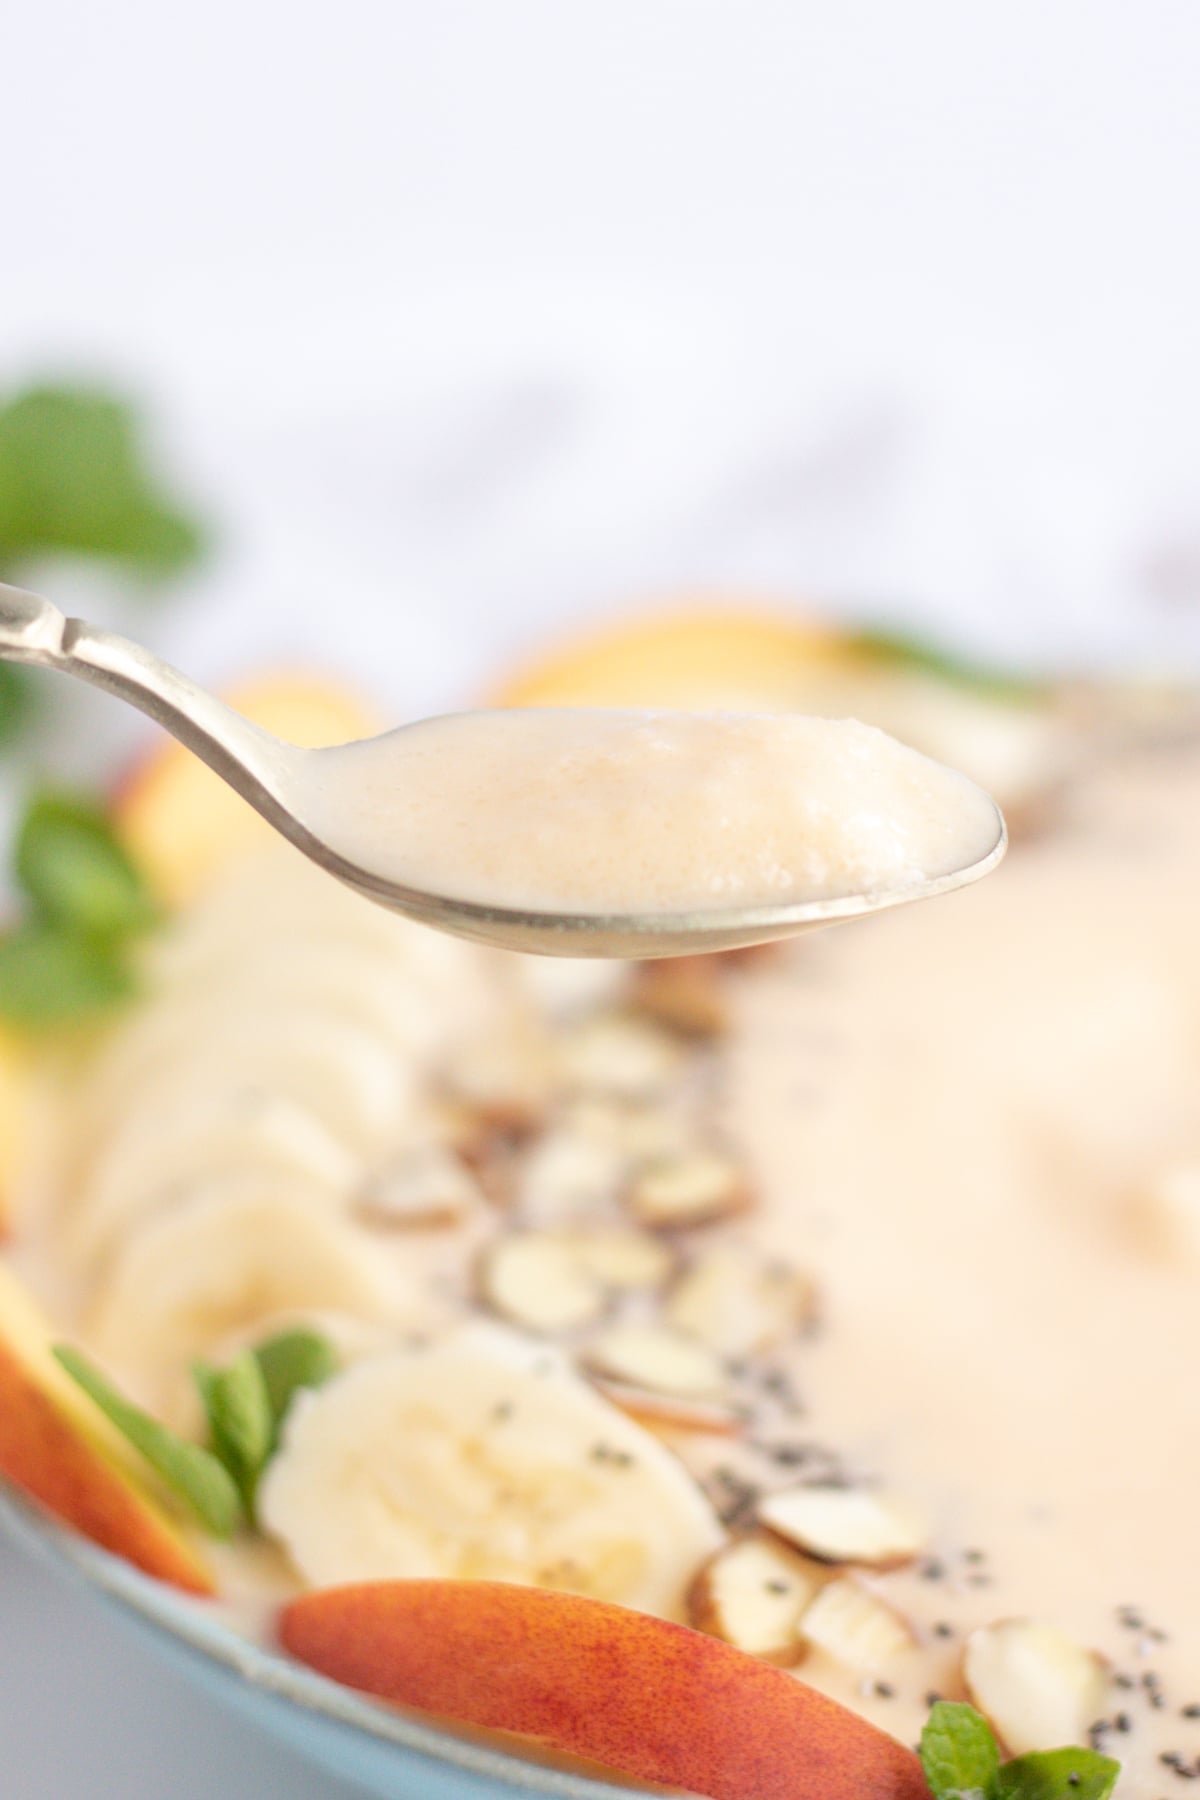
xmin=0 ymin=580 xmax=299 ymax=823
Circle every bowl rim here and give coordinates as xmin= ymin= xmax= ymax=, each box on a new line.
xmin=0 ymin=1481 xmax=654 ymax=1800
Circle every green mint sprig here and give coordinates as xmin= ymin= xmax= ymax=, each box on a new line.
xmin=921 ymin=1698 xmax=1002 ymax=1799
xmin=0 ymin=787 xmax=160 ymax=1029
xmin=192 ymin=1327 xmax=340 ymax=1523
xmin=920 ymin=1702 xmax=1119 ymax=1800
xmin=251 ymin=1327 xmax=340 ymax=1440
xmin=0 ymin=384 xmax=205 ymax=580
xmin=53 ymin=1327 xmax=340 ymax=1540
xmin=192 ymin=1351 xmax=274 ymax=1520
xmin=847 ymin=626 xmax=1041 ymax=703
xmin=0 ymin=380 xmax=209 ymax=749
xmin=53 ymin=1345 xmax=242 ymax=1537
xmin=0 ymin=664 xmax=35 ymax=752
xmin=15 ymin=790 xmax=159 ymax=938
xmin=0 ymin=923 xmax=137 ymax=1026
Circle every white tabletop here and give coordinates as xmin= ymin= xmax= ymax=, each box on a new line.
xmin=0 ymin=1539 xmax=366 ymax=1799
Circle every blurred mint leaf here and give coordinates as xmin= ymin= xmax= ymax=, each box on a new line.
xmin=54 ymin=1345 xmax=242 ymax=1537
xmin=14 ymin=789 xmax=159 ymax=938
xmin=0 ymin=923 xmax=135 ymax=1028
xmin=0 ymin=384 xmax=206 ymax=579
xmin=194 ymin=1350 xmax=273 ymax=1516
xmin=920 ymin=1702 xmax=1002 ymax=1800
xmin=848 ymin=625 xmax=1040 ymax=702
xmin=253 ymin=1327 xmax=339 ymax=1442
xmin=0 ymin=665 xmax=35 ymax=749
xmin=0 ymin=784 xmax=161 ymax=1031
xmin=995 ymin=1749 xmax=1121 ymax=1800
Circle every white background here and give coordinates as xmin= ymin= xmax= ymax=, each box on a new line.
xmin=2 ymin=3 xmax=1200 ymax=1794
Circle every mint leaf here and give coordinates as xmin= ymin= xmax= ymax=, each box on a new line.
xmin=53 ymin=1345 xmax=242 ymax=1537
xmin=0 ymin=385 xmax=205 ymax=578
xmin=253 ymin=1327 xmax=339 ymax=1438
xmin=192 ymin=1331 xmax=337 ymax=1522
xmin=995 ymin=1750 xmax=1120 ymax=1800
xmin=848 ymin=626 xmax=1039 ymax=702
xmin=15 ymin=789 xmax=159 ymax=937
xmin=0 ymin=665 xmax=35 ymax=750
xmin=919 ymin=1701 xmax=1120 ymax=1800
xmin=0 ymin=924 xmax=135 ymax=1028
xmin=194 ymin=1351 xmax=273 ymax=1514
xmin=920 ymin=1702 xmax=1002 ymax=1800
xmin=0 ymin=786 xmax=160 ymax=1031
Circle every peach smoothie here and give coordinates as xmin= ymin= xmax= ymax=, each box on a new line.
xmin=1 ymin=660 xmax=1196 ymax=1799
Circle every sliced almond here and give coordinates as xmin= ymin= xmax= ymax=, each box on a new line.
xmin=596 ymin=1380 xmax=745 ymax=1436
xmin=515 ymin=956 xmax=630 ymax=1020
xmin=479 ymin=1233 xmax=607 ymax=1334
xmin=584 ymin=1322 xmax=728 ymax=1400
xmin=689 ymin=1535 xmax=824 ymax=1663
xmin=666 ymin=1245 xmax=816 ymax=1357
xmin=799 ymin=1576 xmax=915 ymax=1672
xmin=451 ymin=1117 xmax=523 ymax=1208
xmin=357 ymin=1144 xmax=482 ymax=1227
xmin=634 ymin=957 xmax=730 ymax=1038
xmin=443 ymin=1026 xmax=554 ymax=1136
xmin=518 ymin=1129 xmax=628 ymax=1223
xmin=558 ymin=1225 xmax=674 ymax=1290
xmin=560 ymin=1013 xmax=683 ymax=1100
xmin=963 ymin=1620 xmax=1109 ymax=1755
xmin=564 ymin=1095 xmax=695 ymax=1162
xmin=628 ymin=1149 xmax=750 ymax=1230
xmin=758 ymin=1485 xmax=926 ymax=1569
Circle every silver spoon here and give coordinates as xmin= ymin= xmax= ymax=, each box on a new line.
xmin=0 ymin=581 xmax=1005 ymax=958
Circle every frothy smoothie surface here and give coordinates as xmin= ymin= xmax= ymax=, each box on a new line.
xmin=308 ymin=709 xmax=1002 ymax=915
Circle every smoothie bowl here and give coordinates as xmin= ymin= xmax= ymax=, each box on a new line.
xmin=0 ymin=610 xmax=1196 ymax=1800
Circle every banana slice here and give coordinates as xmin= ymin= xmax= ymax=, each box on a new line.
xmin=101 ymin=1012 xmax=415 ymax=1157
xmin=146 ymin=850 xmax=493 ymax=1023
xmin=63 ymin=1091 xmax=362 ymax=1271
xmin=66 ymin=1006 xmax=419 ymax=1264
xmin=76 ymin=945 xmax=483 ymax=1144
xmin=86 ymin=1184 xmax=409 ymax=1394
xmin=258 ymin=1322 xmax=725 ymax=1621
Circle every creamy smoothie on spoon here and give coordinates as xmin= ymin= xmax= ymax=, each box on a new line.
xmin=0 ymin=585 xmax=1005 ymax=955
xmin=305 ymin=707 xmax=1005 ymax=921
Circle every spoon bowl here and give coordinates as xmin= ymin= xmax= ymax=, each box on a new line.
xmin=0 ymin=582 xmax=1006 ymax=957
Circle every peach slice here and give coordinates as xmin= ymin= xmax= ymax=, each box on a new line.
xmin=281 ymin=1579 xmax=930 ymax=1800
xmin=487 ymin=606 xmax=847 ymax=712
xmin=485 ymin=604 xmax=1066 ymax=821
xmin=114 ymin=672 xmax=382 ymax=907
xmin=0 ymin=1261 xmax=213 ymax=1593
xmin=0 ymin=1026 xmax=34 ymax=1236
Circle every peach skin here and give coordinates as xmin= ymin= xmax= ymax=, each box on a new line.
xmin=0 ymin=1264 xmax=213 ymax=1594
xmin=281 ymin=1579 xmax=930 ymax=1800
